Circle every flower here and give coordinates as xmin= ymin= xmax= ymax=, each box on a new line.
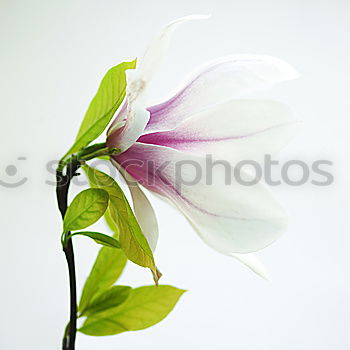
xmin=106 ymin=15 xmax=299 ymax=278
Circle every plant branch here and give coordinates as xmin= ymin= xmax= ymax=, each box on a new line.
xmin=56 ymin=142 xmax=113 ymax=349
xmin=56 ymin=158 xmax=81 ymax=350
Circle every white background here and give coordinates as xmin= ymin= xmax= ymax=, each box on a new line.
xmin=0 ymin=0 xmax=349 ymax=349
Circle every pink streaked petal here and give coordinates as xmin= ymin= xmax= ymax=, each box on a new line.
xmin=140 ymin=99 xmax=299 ymax=163
xmin=145 ymin=55 xmax=299 ymax=133
xmin=112 ymin=142 xmax=287 ymax=254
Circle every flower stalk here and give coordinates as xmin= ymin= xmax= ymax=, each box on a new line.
xmin=56 ymin=142 xmax=117 ymax=350
xmin=56 ymin=159 xmax=80 ymax=350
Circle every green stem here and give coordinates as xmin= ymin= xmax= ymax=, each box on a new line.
xmin=57 ymin=160 xmax=80 ymax=350
xmin=58 ymin=142 xmax=120 ymax=172
xmin=57 ymin=141 xmax=117 ymax=350
xmin=77 ymin=142 xmax=107 ymax=158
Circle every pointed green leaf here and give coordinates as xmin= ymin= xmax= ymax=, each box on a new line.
xmin=70 ymin=231 xmax=120 ymax=248
xmin=108 ymin=196 xmax=155 ymax=270
xmin=78 ymin=245 xmax=127 ymax=314
xmin=82 ymin=286 xmax=131 ymax=317
xmin=63 ymin=60 xmax=136 ymax=159
xmin=63 ymin=188 xmax=109 ymax=231
xmin=83 ymin=165 xmax=156 ymax=272
xmin=104 ymin=206 xmax=120 ymax=238
xmin=79 ymin=285 xmax=186 ymax=336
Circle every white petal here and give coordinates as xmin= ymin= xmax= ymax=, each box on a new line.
xmin=138 ymin=14 xmax=210 ymax=81
xmin=109 ymin=73 xmax=150 ymax=152
xmin=115 ymin=143 xmax=288 ymax=254
xmin=231 ymin=253 xmax=269 ymax=280
xmin=107 ymin=15 xmax=209 ymax=152
xmin=140 ymin=99 xmax=300 ymax=163
xmin=145 ymin=55 xmax=299 ymax=133
xmin=113 ymin=160 xmax=159 ymax=252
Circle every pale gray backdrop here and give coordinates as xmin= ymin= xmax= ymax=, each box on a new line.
xmin=0 ymin=0 xmax=349 ymax=349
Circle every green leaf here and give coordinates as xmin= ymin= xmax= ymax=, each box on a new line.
xmin=78 ymin=244 xmax=127 ymax=314
xmin=104 ymin=205 xmax=120 ymax=238
xmin=109 ymin=196 xmax=156 ymax=270
xmin=63 ymin=188 xmax=109 ymax=231
xmin=83 ymin=165 xmax=156 ymax=272
xmin=82 ymin=286 xmax=131 ymax=317
xmin=70 ymin=231 xmax=120 ymax=248
xmin=62 ymin=60 xmax=136 ymax=160
xmin=79 ymin=285 xmax=186 ymax=336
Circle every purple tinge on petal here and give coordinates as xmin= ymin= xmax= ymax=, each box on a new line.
xmin=112 ymin=142 xmax=277 ymax=224
xmin=145 ymin=87 xmax=188 ymax=132
xmin=143 ymin=60 xmax=226 ymax=132
xmin=143 ymin=59 xmax=222 ymax=133
xmin=144 ymin=55 xmax=296 ymax=133
xmin=112 ymin=144 xmax=165 ymax=195
xmin=111 ymin=142 xmax=288 ymax=254
xmin=138 ymin=122 xmax=294 ymax=152
xmin=113 ymin=143 xmax=205 ymax=207
xmin=139 ymin=98 xmax=297 ymax=159
xmin=112 ymin=143 xmax=237 ymax=219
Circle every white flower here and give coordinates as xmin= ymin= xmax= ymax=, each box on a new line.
xmin=107 ymin=15 xmax=299 ymax=278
